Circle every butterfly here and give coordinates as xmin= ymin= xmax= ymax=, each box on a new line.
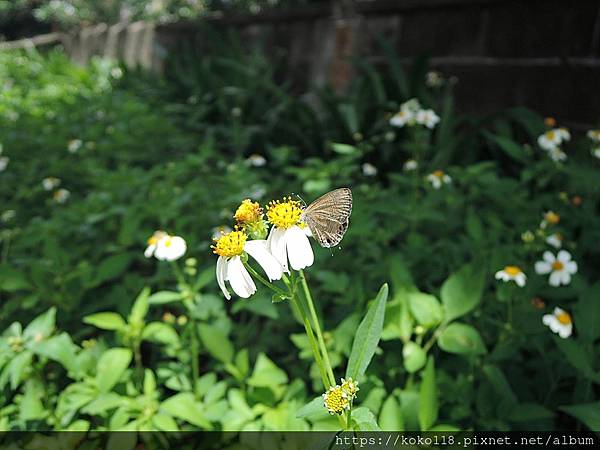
xmin=301 ymin=188 xmax=353 ymax=248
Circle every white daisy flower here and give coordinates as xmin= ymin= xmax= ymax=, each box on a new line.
xmin=537 ymin=129 xmax=562 ymax=151
xmin=415 ymin=109 xmax=440 ymax=129
xmin=0 ymin=156 xmax=9 ymax=172
xmin=213 ymin=230 xmax=283 ymax=300
xmin=546 ymin=233 xmax=563 ymax=249
xmin=389 ymin=109 xmax=413 ymax=128
xmin=403 ymin=159 xmax=418 ymax=171
xmin=362 ymin=163 xmax=377 ymax=176
xmin=67 ymin=139 xmax=82 ymax=154
xmin=535 ymin=250 xmax=577 ymax=287
xmin=53 ymin=188 xmax=70 ymax=203
xmin=494 ymin=265 xmax=527 ymax=287
xmin=547 ymin=147 xmax=567 ymax=162
xmin=154 ymin=234 xmax=187 ymax=262
xmin=266 ymin=197 xmax=314 ymax=272
xmin=557 ymin=127 xmax=570 ymax=142
xmin=426 ymin=170 xmax=451 ymax=189
xmin=144 ymin=230 xmax=168 ymax=258
xmin=542 ymin=307 xmax=573 ymax=338
xmin=246 ymin=154 xmax=267 ymax=167
xmin=587 ymin=129 xmax=600 ymax=143
xmin=42 ymin=177 xmax=61 ymax=191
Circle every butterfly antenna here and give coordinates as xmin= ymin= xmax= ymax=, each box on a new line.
xmin=291 ymin=192 xmax=307 ymax=208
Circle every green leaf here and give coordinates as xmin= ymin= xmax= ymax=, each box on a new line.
xmin=379 ymin=395 xmax=404 ymax=431
xmin=0 ymin=350 xmax=33 ymax=390
xmin=402 ymin=342 xmax=427 ymax=373
xmin=483 ymin=131 xmax=529 ymax=163
xmin=296 ymin=396 xmax=327 ymax=419
xmin=95 ymin=348 xmax=132 ymax=393
xmin=330 ymin=142 xmax=359 ymax=155
xmin=198 ymin=324 xmax=234 ymax=363
xmin=575 ymin=282 xmax=600 ymax=342
xmin=106 ymin=432 xmax=137 ymax=450
xmin=559 ymin=402 xmax=600 ymax=431
xmin=152 ymin=413 xmax=179 ymax=431
xmin=144 ymin=369 xmax=156 ymax=395
xmin=91 ymin=254 xmax=132 ymax=287
xmin=33 ymin=332 xmax=79 ymax=373
xmin=440 ymin=264 xmax=485 ymax=322
xmin=509 ymin=403 xmax=553 ymax=422
xmin=142 ymin=322 xmax=180 ymax=346
xmin=129 ymin=287 xmax=150 ymax=324
xmin=438 ymin=323 xmax=486 ymax=355
xmin=0 ymin=265 xmax=31 ymax=291
xmin=346 ymin=284 xmax=388 ymax=380
xmin=418 ymin=357 xmax=438 ymax=431
xmin=247 ymin=353 xmax=288 ymax=387
xmin=83 ymin=312 xmax=126 ymax=331
xmin=554 ymin=337 xmax=600 ymax=383
xmin=161 ymin=392 xmax=212 ymax=429
xmin=23 ymin=307 xmax=56 ymax=340
xmin=148 ymin=291 xmax=183 ymax=305
xmin=19 ymin=379 xmax=46 ymax=421
xmin=408 ymin=292 xmax=443 ymax=328
xmin=82 ymin=392 xmax=126 ymax=415
xmin=352 ymin=407 xmax=381 ymax=431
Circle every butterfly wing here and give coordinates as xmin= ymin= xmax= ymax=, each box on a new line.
xmin=302 ymin=188 xmax=352 ymax=248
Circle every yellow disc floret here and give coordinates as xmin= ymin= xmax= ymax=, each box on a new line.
xmin=147 ymin=230 xmax=167 ymax=246
xmin=266 ymin=197 xmax=303 ymax=229
xmin=322 ymin=385 xmax=350 ymax=415
xmin=432 ymin=169 xmax=445 ymax=179
xmin=212 ymin=230 xmax=247 ymax=258
xmin=544 ymin=211 xmax=560 ymax=225
xmin=234 ymin=199 xmax=263 ymax=225
xmin=341 ymin=377 xmax=360 ymax=397
xmin=556 ymin=311 xmax=572 ymax=325
xmin=504 ymin=266 xmax=522 ymax=276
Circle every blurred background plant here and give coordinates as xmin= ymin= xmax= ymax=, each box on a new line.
xmin=0 ymin=9 xmax=599 ymax=440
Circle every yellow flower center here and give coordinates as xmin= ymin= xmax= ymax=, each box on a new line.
xmin=323 ymin=386 xmax=349 ymax=415
xmin=433 ymin=170 xmax=444 ymax=178
xmin=504 ymin=266 xmax=522 ymax=276
xmin=266 ymin=198 xmax=303 ymax=229
xmin=545 ymin=131 xmax=556 ymax=140
xmin=341 ymin=377 xmax=359 ymax=397
xmin=147 ymin=231 xmax=166 ymax=246
xmin=552 ymin=261 xmax=564 ymax=271
xmin=556 ymin=311 xmax=572 ymax=325
xmin=544 ymin=211 xmax=560 ymax=224
xmin=164 ymin=238 xmax=172 ymax=248
xmin=234 ymin=199 xmax=262 ymax=224
xmin=212 ymin=230 xmax=247 ymax=258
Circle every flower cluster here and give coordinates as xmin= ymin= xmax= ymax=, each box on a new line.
xmin=389 ymin=98 xmax=440 ymax=130
xmin=587 ymin=129 xmax=600 ymax=159
xmin=426 ymin=169 xmax=451 ymax=189
xmin=145 ymin=230 xmax=187 ymax=262
xmin=322 ymin=378 xmax=359 ymax=415
xmin=537 ymin=125 xmax=570 ymax=162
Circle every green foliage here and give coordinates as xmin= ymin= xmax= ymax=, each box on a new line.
xmin=0 ymin=38 xmax=598 ymax=437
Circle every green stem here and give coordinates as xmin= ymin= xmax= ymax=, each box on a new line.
xmin=190 ymin=319 xmax=200 ymax=398
xmin=243 ymin=262 xmax=289 ymax=298
xmin=299 ymin=270 xmax=336 ymax=386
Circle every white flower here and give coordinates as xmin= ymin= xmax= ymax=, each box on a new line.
xmin=547 ymin=147 xmax=567 ymax=162
xmin=415 ymin=109 xmax=440 ymax=129
xmin=546 ymin=233 xmax=563 ymax=249
xmin=246 ymin=154 xmax=267 ymax=167
xmin=42 ymin=177 xmax=61 ymax=191
xmin=53 ymin=189 xmax=70 ymax=203
xmin=389 ymin=109 xmax=413 ymax=128
xmin=362 ymin=163 xmax=377 ymax=176
xmin=557 ymin=127 xmax=570 ymax=142
xmin=403 ymin=159 xmax=418 ymax=171
xmin=592 ymin=147 xmax=600 ymax=159
xmin=110 ymin=67 xmax=123 ymax=79
xmin=535 ymin=250 xmax=577 ymax=287
xmin=537 ymin=129 xmax=562 ymax=151
xmin=145 ymin=230 xmax=167 ymax=258
xmin=542 ymin=307 xmax=573 ymax=338
xmin=587 ymin=129 xmax=600 ymax=143
xmin=213 ymin=230 xmax=283 ymax=300
xmin=0 ymin=156 xmax=9 ymax=172
xmin=426 ymin=170 xmax=451 ymax=189
xmin=67 ymin=139 xmax=82 ymax=154
xmin=154 ymin=235 xmax=187 ymax=262
xmin=425 ymin=71 xmax=443 ymax=88
xmin=494 ymin=266 xmax=526 ymax=287
xmin=266 ymin=198 xmax=314 ymax=272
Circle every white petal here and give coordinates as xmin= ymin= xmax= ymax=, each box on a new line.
xmin=557 ymin=250 xmax=571 ymax=263
xmin=560 ymin=270 xmax=571 ymax=286
xmin=515 ymin=274 xmax=526 ymax=287
xmin=144 ymin=244 xmax=156 ymax=258
xmin=226 ymin=256 xmax=256 ymax=298
xmin=553 ymin=307 xmax=565 ymax=316
xmin=542 ymin=314 xmax=554 ymax=326
xmin=542 ymin=251 xmax=555 ymax=263
xmin=494 ymin=271 xmax=504 ymax=280
xmin=244 ymin=240 xmax=283 ymax=281
xmin=566 ymin=261 xmax=578 ymax=274
xmin=535 ymin=261 xmax=552 ymax=275
xmin=549 ymin=271 xmax=562 ymax=287
xmin=216 ymin=256 xmax=231 ymax=300
xmin=558 ymin=324 xmax=572 ymax=338
xmin=267 ymin=227 xmax=289 ymax=272
xmin=285 ymin=226 xmax=314 ymax=271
